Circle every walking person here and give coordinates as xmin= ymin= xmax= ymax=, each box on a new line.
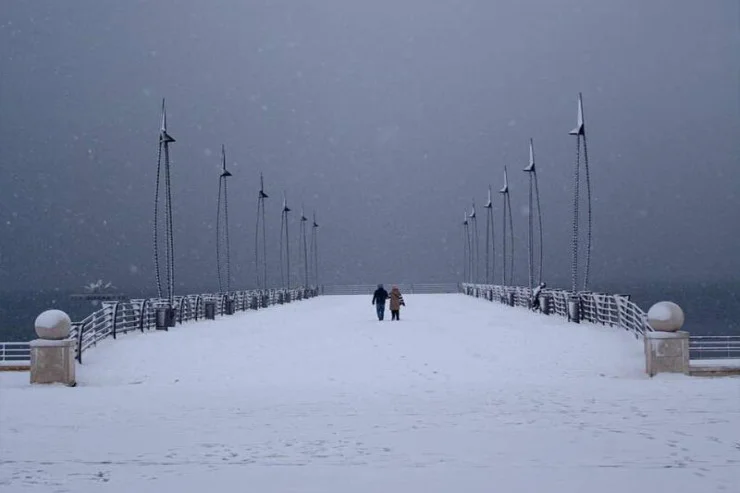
xmin=389 ymin=285 xmax=405 ymax=321
xmin=372 ymin=284 xmax=389 ymax=321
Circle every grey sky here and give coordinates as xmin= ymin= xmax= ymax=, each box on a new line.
xmin=1 ymin=0 xmax=738 ymax=292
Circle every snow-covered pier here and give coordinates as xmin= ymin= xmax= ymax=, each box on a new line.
xmin=1 ymin=293 xmax=738 ymax=492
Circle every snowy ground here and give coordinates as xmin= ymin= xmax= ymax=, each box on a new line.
xmin=1 ymin=294 xmax=738 ymax=492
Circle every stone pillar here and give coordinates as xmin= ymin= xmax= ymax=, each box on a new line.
xmin=30 ymin=309 xmax=76 ymax=386
xmin=645 ymin=301 xmax=688 ymax=377
xmin=644 ymin=331 xmax=690 ymax=377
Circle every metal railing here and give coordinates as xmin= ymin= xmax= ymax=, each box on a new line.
xmin=0 ymin=342 xmax=31 ymax=363
xmin=461 ymin=283 xmax=653 ymax=339
xmin=0 ymin=286 xmax=318 ymax=365
xmin=689 ymin=335 xmax=740 ymax=360
xmin=321 ymin=283 xmax=460 ymax=296
xmin=71 ymin=286 xmax=318 ymax=363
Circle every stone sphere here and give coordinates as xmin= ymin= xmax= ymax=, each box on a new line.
xmin=34 ymin=309 xmax=72 ymax=340
xmin=647 ymin=301 xmax=685 ymax=332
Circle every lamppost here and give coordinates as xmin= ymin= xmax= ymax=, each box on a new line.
xmin=523 ymin=138 xmax=543 ymax=290
xmin=484 ymin=186 xmax=495 ymax=284
xmin=279 ymin=192 xmax=291 ymax=289
xmin=462 ymin=210 xmax=470 ymax=283
xmin=568 ymin=93 xmax=592 ymax=293
xmin=499 ymin=167 xmax=514 ymax=286
xmin=216 ymin=145 xmax=233 ymax=294
xmin=153 ymin=99 xmax=176 ymax=305
xmin=310 ymin=211 xmax=319 ymax=288
xmin=469 ymin=200 xmax=479 ymax=284
xmin=255 ymin=173 xmax=269 ymax=290
xmin=300 ymin=206 xmax=309 ymax=288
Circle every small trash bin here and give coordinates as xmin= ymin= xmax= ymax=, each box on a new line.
xmin=224 ymin=298 xmax=235 ymax=315
xmin=507 ymin=292 xmax=515 ymax=306
xmin=250 ymin=295 xmax=258 ymax=310
xmin=261 ymin=294 xmax=270 ymax=307
xmin=567 ymin=295 xmax=580 ymax=323
xmin=204 ymin=301 xmax=216 ymax=320
xmin=156 ymin=307 xmax=174 ymax=330
xmin=541 ymin=295 xmax=551 ymax=315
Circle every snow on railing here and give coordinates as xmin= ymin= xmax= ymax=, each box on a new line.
xmin=0 ymin=342 xmax=31 ymax=364
xmin=461 ymin=283 xmax=653 ymax=339
xmin=321 ymin=283 xmax=460 ymax=296
xmin=62 ymin=286 xmax=318 ymax=364
xmin=689 ymin=335 xmax=740 ymax=360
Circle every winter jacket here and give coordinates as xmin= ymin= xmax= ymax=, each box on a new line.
xmin=372 ymin=287 xmax=389 ymax=305
xmin=389 ymin=288 xmax=405 ymax=311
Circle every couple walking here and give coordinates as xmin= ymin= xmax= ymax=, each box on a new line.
xmin=371 ymin=284 xmax=405 ymax=321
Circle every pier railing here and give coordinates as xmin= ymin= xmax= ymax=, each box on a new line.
xmin=60 ymin=287 xmax=317 ymax=364
xmin=689 ymin=335 xmax=740 ymax=360
xmin=0 ymin=287 xmax=319 ymax=364
xmin=0 ymin=342 xmax=31 ymax=364
xmin=0 ymin=287 xmax=318 ymax=365
xmin=321 ymin=283 xmax=460 ymax=295
xmin=461 ymin=283 xmax=653 ymax=339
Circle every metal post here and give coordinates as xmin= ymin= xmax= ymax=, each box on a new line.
xmin=569 ymin=93 xmax=593 ymax=293
xmin=484 ymin=186 xmax=494 ymax=284
xmin=310 ymin=212 xmax=319 ymax=288
xmin=255 ymin=173 xmax=269 ymax=290
xmin=300 ymin=206 xmax=309 ymax=288
xmin=153 ymin=99 xmax=177 ymax=310
xmin=280 ymin=192 xmax=291 ymax=289
xmin=499 ymin=167 xmax=513 ymax=286
xmin=469 ymin=201 xmax=479 ymax=284
xmin=523 ymin=138 xmax=544 ymax=289
xmin=462 ymin=211 xmax=470 ymax=284
xmin=217 ymin=145 xmax=233 ymax=295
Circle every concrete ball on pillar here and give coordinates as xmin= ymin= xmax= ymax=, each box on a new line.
xmin=647 ymin=301 xmax=685 ymax=332
xmin=34 ymin=309 xmax=72 ymax=340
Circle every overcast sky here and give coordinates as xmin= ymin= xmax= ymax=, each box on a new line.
xmin=1 ymin=0 xmax=738 ymax=293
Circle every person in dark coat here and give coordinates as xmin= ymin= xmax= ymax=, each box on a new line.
xmin=371 ymin=284 xmax=389 ymax=321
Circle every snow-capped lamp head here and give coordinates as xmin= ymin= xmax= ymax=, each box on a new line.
xmin=484 ymin=186 xmax=493 ymax=209
xmin=462 ymin=210 xmax=468 ymax=226
xmin=523 ymin=138 xmax=535 ymax=173
xmin=312 ymin=211 xmax=319 ymax=228
xmin=301 ymin=206 xmax=308 ymax=222
xmin=35 ymin=309 xmax=72 ymax=340
xmin=469 ymin=201 xmax=476 ymax=219
xmin=220 ymin=145 xmax=232 ymax=178
xmin=499 ymin=167 xmax=509 ymax=194
xmin=568 ymin=92 xmax=585 ymax=136
xmin=647 ymin=301 xmax=685 ymax=332
xmin=282 ymin=192 xmax=290 ymax=213
xmin=159 ymin=98 xmax=176 ymax=144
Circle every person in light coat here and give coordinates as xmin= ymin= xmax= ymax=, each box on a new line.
xmin=389 ymin=285 xmax=405 ymax=321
